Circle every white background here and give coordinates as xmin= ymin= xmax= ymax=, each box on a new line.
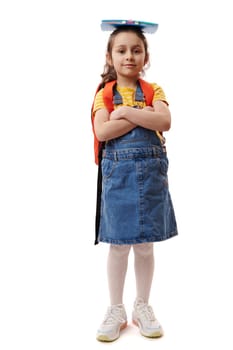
xmin=0 ymin=0 xmax=233 ymax=349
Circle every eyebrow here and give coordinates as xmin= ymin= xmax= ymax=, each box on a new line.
xmin=115 ymin=44 xmax=143 ymax=49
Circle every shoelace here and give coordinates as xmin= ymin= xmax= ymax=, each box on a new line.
xmin=136 ymin=303 xmax=156 ymax=321
xmin=103 ymin=306 xmax=126 ymax=325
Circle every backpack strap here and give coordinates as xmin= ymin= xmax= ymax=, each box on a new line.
xmin=102 ymin=80 xmax=117 ymax=112
xmin=103 ymin=78 xmax=154 ymax=108
xmin=138 ymin=78 xmax=163 ymax=140
xmin=91 ymin=80 xmax=117 ymax=165
xmin=138 ymin=78 xmax=154 ymax=106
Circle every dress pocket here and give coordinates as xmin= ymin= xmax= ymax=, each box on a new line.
xmin=158 ymin=157 xmax=169 ymax=188
xmin=159 ymin=157 xmax=169 ymax=176
xmin=101 ymin=158 xmax=116 ymax=179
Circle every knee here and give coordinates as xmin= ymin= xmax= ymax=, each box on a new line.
xmin=133 ymin=243 xmax=154 ymax=258
xmin=109 ymin=244 xmax=131 ymax=258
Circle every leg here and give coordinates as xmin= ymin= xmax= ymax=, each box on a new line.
xmin=96 ymin=245 xmax=131 ymax=342
xmin=132 ymin=243 xmax=163 ymax=338
xmin=133 ymin=243 xmax=154 ymax=303
xmin=107 ymin=244 xmax=131 ymax=305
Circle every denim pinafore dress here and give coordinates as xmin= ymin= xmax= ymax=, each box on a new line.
xmin=97 ymin=83 xmax=178 ymax=245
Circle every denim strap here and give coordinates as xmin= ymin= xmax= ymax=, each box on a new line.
xmin=113 ymin=81 xmax=145 ymax=105
xmin=135 ymin=82 xmax=144 ymax=102
xmin=113 ymin=87 xmax=123 ymax=105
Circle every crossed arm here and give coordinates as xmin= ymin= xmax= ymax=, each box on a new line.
xmin=94 ymin=101 xmax=171 ymax=142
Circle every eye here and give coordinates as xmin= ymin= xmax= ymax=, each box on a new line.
xmin=133 ymin=48 xmax=142 ymax=54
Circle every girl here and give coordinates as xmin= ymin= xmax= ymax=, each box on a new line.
xmin=92 ymin=21 xmax=178 ymax=342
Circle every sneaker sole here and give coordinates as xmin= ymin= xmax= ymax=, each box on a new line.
xmin=132 ymin=319 xmax=163 ymax=338
xmin=96 ymin=322 xmax=127 ymax=342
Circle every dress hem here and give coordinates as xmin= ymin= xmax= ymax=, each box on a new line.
xmin=98 ymin=230 xmax=178 ymax=245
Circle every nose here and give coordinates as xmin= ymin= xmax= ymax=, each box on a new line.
xmin=126 ymin=50 xmax=133 ymax=61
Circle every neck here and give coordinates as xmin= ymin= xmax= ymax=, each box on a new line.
xmin=116 ymin=76 xmax=139 ymax=88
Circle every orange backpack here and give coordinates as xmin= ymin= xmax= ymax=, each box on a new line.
xmin=91 ymin=78 xmax=155 ymax=165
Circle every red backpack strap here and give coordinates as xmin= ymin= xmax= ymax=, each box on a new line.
xmin=91 ymin=80 xmax=117 ymax=165
xmin=138 ymin=78 xmax=154 ymax=106
xmin=91 ymin=83 xmax=102 ymax=165
xmin=102 ymin=80 xmax=117 ymax=112
xmin=138 ymin=78 xmax=164 ymax=138
xmin=103 ymin=79 xmax=154 ymax=109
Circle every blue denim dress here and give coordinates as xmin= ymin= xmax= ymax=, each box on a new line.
xmin=97 ymin=84 xmax=178 ymax=245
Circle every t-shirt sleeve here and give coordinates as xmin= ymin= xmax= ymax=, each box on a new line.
xmin=151 ymin=83 xmax=169 ymax=105
xmin=93 ymin=88 xmax=106 ymax=114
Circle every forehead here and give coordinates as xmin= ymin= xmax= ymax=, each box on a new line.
xmin=112 ymin=31 xmax=144 ymax=47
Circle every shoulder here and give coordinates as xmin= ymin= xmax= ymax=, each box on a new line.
xmin=94 ymin=88 xmax=104 ymax=100
xmin=149 ymin=82 xmax=169 ymax=105
xmin=149 ymin=82 xmax=165 ymax=94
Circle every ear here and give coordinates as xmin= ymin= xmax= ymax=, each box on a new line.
xmin=144 ymin=52 xmax=149 ymax=66
xmin=106 ymin=52 xmax=113 ymax=66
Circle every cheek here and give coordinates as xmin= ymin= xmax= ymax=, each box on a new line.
xmin=112 ymin=59 xmax=121 ymax=67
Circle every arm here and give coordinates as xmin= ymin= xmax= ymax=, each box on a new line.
xmin=94 ymin=108 xmax=137 ymax=142
xmin=110 ymin=101 xmax=171 ymax=132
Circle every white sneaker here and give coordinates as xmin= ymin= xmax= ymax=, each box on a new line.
xmin=132 ymin=297 xmax=163 ymax=338
xmin=96 ymin=304 xmax=127 ymax=342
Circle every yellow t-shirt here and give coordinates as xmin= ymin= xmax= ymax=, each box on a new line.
xmin=93 ymin=83 xmax=168 ymax=113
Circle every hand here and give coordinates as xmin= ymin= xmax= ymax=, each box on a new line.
xmin=110 ymin=106 xmax=129 ymax=120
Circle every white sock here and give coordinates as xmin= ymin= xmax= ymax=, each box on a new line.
xmin=107 ymin=244 xmax=131 ymax=305
xmin=133 ymin=243 xmax=154 ymax=303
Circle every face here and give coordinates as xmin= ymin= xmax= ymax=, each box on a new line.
xmin=107 ymin=31 xmax=148 ymax=82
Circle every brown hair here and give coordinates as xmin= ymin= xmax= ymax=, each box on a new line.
xmin=100 ymin=26 xmax=149 ymax=85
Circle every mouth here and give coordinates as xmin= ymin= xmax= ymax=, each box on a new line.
xmin=124 ymin=64 xmax=136 ymax=68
